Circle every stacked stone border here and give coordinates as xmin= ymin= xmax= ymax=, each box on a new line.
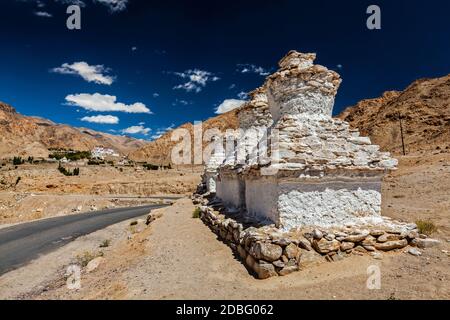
xmin=193 ymin=193 xmax=441 ymax=279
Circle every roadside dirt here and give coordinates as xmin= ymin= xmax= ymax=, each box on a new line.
xmin=0 ymin=164 xmax=201 ymax=224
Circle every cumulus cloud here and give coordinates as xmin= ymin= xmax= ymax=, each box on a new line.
xmin=215 ymin=99 xmax=246 ymax=114
xmin=121 ymin=125 xmax=151 ymax=135
xmin=237 ymin=64 xmax=270 ymax=76
xmin=65 ymin=93 xmax=152 ymax=114
xmin=34 ymin=11 xmax=52 ymax=17
xmin=81 ymin=114 xmax=119 ymax=124
xmin=150 ymin=124 xmax=175 ymax=140
xmin=51 ymin=61 xmax=115 ymax=85
xmin=173 ymin=69 xmax=220 ymax=93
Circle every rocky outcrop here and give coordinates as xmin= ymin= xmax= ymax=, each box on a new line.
xmin=338 ymin=75 xmax=450 ymax=154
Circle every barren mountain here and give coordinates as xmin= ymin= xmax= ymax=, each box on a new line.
xmin=338 ymin=74 xmax=450 ymax=154
xmin=129 ymin=109 xmax=239 ymax=164
xmin=0 ymin=102 xmax=147 ymax=158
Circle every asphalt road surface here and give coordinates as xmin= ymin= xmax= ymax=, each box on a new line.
xmin=0 ymin=203 xmax=170 ymax=275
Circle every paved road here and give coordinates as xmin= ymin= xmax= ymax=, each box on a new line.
xmin=0 ymin=203 xmax=170 ymax=275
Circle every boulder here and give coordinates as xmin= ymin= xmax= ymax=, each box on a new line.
xmin=86 ymin=257 xmax=105 ymax=273
xmin=245 ymin=253 xmax=257 ymax=270
xmin=278 ymin=266 xmax=299 ymax=276
xmin=344 ymin=231 xmax=369 ymax=243
xmin=361 ymin=235 xmax=377 ymax=246
xmin=370 ymin=230 xmax=385 ymax=237
xmin=272 ymin=260 xmax=285 ymax=268
xmin=406 ymin=231 xmax=419 ymax=240
xmin=298 ymin=237 xmax=312 ymax=251
xmin=255 ymin=261 xmax=278 ymax=279
xmin=412 ymin=238 xmax=441 ymax=249
xmin=237 ymin=245 xmax=247 ymax=260
xmin=312 ymin=238 xmax=340 ymax=254
xmin=340 ymin=242 xmax=355 ymax=251
xmin=377 ymin=233 xmax=403 ymax=243
xmin=250 ymin=242 xmax=283 ymax=262
xmin=284 ymin=243 xmax=301 ymax=260
xmin=408 ymin=248 xmax=422 ymax=256
xmin=375 ymin=239 xmax=408 ymax=251
xmin=312 ymin=229 xmax=323 ymax=240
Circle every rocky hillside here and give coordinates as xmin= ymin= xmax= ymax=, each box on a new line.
xmin=338 ymin=74 xmax=450 ymax=155
xmin=129 ymin=109 xmax=239 ymax=164
xmin=0 ymin=101 xmax=147 ymax=158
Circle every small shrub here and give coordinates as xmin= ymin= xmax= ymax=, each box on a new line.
xmin=99 ymin=239 xmax=110 ymax=248
xmin=416 ymin=220 xmax=437 ymax=235
xmin=15 ymin=177 xmax=21 ymax=186
xmin=143 ymin=163 xmax=159 ymax=170
xmin=13 ymin=156 xmax=24 ymax=166
xmin=130 ymin=220 xmax=138 ymax=226
xmin=192 ymin=207 xmax=201 ymax=219
xmin=76 ymin=251 xmax=103 ymax=268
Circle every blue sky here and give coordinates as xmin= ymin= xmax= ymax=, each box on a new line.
xmin=1 ymin=0 xmax=449 ymax=140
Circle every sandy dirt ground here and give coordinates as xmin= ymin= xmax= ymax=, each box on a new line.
xmin=0 ymin=163 xmax=201 ymax=224
xmin=0 ymin=152 xmax=449 ymax=300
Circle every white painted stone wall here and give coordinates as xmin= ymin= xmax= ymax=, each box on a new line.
xmin=216 ymin=174 xmax=245 ymax=210
xmin=245 ymin=176 xmax=278 ymax=224
xmin=204 ymin=172 xmax=217 ymax=193
xmin=277 ymin=177 xmax=382 ymax=231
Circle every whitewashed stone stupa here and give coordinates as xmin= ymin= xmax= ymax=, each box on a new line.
xmin=212 ymin=51 xmax=398 ymax=230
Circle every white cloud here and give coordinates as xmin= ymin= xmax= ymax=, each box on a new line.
xmin=81 ymin=115 xmax=119 ymax=124
xmin=336 ymin=64 xmax=343 ymax=69
xmin=237 ymin=91 xmax=248 ymax=99
xmin=51 ymin=61 xmax=115 ymax=85
xmin=151 ymin=124 xmax=175 ymax=140
xmin=94 ymin=0 xmax=128 ymax=12
xmin=173 ymin=69 xmax=220 ymax=93
xmin=153 ymin=93 xmax=159 ymax=98
xmin=229 ymin=84 xmax=236 ymax=89
xmin=65 ymin=93 xmax=152 ymax=114
xmin=131 ymin=46 xmax=137 ymax=51
xmin=34 ymin=11 xmax=52 ymax=17
xmin=172 ymin=99 xmax=190 ymax=106
xmin=121 ymin=125 xmax=151 ymax=135
xmin=215 ymin=99 xmax=246 ymax=114
xmin=237 ymin=64 xmax=270 ymax=76
xmin=22 ymin=0 xmax=87 ymax=7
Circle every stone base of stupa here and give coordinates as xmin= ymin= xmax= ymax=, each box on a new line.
xmin=191 ymin=191 xmax=440 ymax=280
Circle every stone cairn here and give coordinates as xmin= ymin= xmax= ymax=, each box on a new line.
xmin=194 ymin=51 xmax=441 ymax=279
